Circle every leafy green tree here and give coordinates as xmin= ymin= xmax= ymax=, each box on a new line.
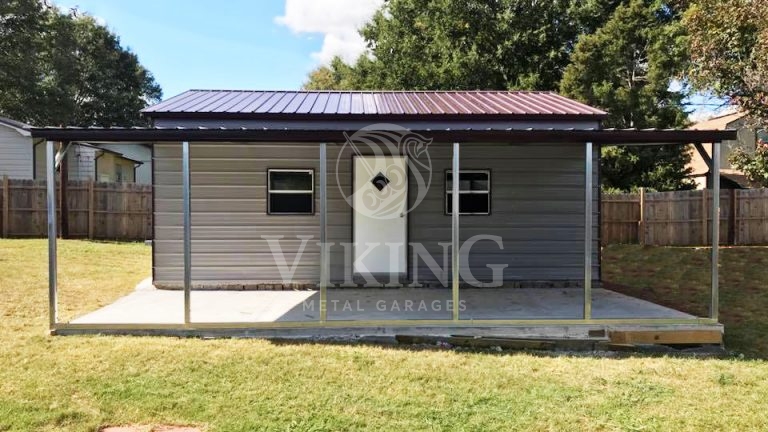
xmin=730 ymin=137 xmax=768 ymax=187
xmin=0 ymin=1 xmax=161 ymax=126
xmin=560 ymin=0 xmax=694 ymax=191
xmin=0 ymin=0 xmax=47 ymax=123
xmin=303 ymin=57 xmax=361 ymax=90
xmin=684 ymin=0 xmax=768 ymax=123
xmin=304 ymin=0 xmax=627 ymax=91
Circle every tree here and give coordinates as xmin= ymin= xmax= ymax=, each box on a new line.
xmin=560 ymin=0 xmax=694 ymax=191
xmin=684 ymin=0 xmax=768 ymax=123
xmin=303 ymin=56 xmax=361 ymax=90
xmin=730 ymin=137 xmax=768 ymax=187
xmin=0 ymin=0 xmax=47 ymax=122
xmin=304 ymin=0 xmax=625 ymax=91
xmin=0 ymin=0 xmax=162 ymax=126
xmin=303 ymin=0 xmax=697 ymax=191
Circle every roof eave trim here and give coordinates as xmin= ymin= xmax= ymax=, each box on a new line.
xmin=29 ymin=128 xmax=737 ymax=144
xmin=0 ymin=122 xmax=31 ymax=137
xmin=140 ymin=111 xmax=609 ymax=121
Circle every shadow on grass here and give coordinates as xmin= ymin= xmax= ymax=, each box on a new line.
xmin=262 ymin=336 xmax=733 ymax=360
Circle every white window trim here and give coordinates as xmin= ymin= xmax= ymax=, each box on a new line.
xmin=267 ymin=169 xmax=314 ymax=215
xmin=446 ymin=169 xmax=491 ymax=215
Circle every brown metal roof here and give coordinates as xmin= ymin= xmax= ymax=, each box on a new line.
xmin=142 ymin=90 xmax=608 ymax=120
xmin=29 ymin=126 xmax=736 ymax=145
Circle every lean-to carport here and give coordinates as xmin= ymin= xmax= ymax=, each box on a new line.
xmin=30 ymin=126 xmax=736 ymax=337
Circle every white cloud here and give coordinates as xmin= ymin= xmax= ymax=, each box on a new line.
xmin=275 ymin=0 xmax=384 ymax=64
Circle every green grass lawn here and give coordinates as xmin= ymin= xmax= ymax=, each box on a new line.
xmin=602 ymin=244 xmax=768 ymax=358
xmin=1 ymin=239 xmax=768 ymax=431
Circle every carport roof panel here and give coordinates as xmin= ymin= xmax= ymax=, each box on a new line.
xmin=142 ymin=90 xmax=609 ymax=119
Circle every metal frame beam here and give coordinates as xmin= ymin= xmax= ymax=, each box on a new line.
xmin=584 ymin=142 xmax=593 ymax=319
xmin=46 ymin=140 xmax=58 ymax=330
xmin=711 ymin=142 xmax=721 ymax=320
xmin=30 ymin=127 xmax=738 ymax=145
xmin=452 ymin=142 xmax=460 ymax=321
xmin=319 ymin=143 xmax=328 ymax=322
xmin=44 ymin=140 xmax=725 ymax=333
xmin=182 ymin=141 xmax=191 ymax=324
xmin=52 ymin=317 xmax=720 ymax=333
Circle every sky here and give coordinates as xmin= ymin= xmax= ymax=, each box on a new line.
xmin=59 ymin=0 xmax=722 ymax=120
xmin=59 ymin=0 xmax=383 ymax=99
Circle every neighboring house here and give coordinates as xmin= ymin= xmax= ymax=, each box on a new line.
xmin=32 ymin=141 xmax=151 ymax=183
xmin=0 ymin=117 xmax=34 ymax=179
xmin=688 ymin=112 xmax=759 ymax=189
xmin=0 ymin=116 xmax=151 ymax=183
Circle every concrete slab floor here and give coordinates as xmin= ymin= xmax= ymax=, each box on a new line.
xmin=70 ymin=285 xmax=693 ymax=325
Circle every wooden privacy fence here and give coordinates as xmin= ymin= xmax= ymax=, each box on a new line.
xmin=602 ymin=188 xmax=768 ymax=246
xmin=0 ymin=178 xmax=152 ymax=240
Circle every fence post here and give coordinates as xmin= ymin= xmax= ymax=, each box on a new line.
xmin=728 ymin=189 xmax=737 ymax=245
xmin=702 ymin=188 xmax=708 ymax=245
xmin=88 ymin=179 xmax=95 ymax=239
xmin=2 ymin=176 xmax=8 ymax=238
xmin=638 ymin=187 xmax=646 ymax=245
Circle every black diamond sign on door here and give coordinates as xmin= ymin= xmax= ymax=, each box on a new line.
xmin=371 ymin=172 xmax=391 ymax=191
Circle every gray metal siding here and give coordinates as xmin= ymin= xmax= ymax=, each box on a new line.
xmin=0 ymin=126 xmax=33 ymax=179
xmin=153 ymin=142 xmax=599 ymax=287
xmin=408 ymin=144 xmax=599 ymax=284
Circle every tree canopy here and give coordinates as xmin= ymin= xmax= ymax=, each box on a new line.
xmin=685 ymin=0 xmax=768 ymax=124
xmin=304 ymin=0 xmax=628 ymax=91
xmin=303 ymin=0 xmax=698 ymax=191
xmin=0 ymin=0 xmax=161 ymax=127
xmin=560 ymin=0 xmax=693 ymax=191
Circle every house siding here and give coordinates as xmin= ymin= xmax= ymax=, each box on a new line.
xmin=98 ymin=143 xmax=152 ymax=184
xmin=0 ymin=126 xmax=33 ymax=179
xmin=34 ymin=142 xmax=95 ymax=181
xmin=152 ymin=142 xmax=599 ymax=288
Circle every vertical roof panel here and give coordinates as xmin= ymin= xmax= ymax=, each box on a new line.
xmin=337 ymin=92 xmax=352 ymax=114
xmin=296 ymin=92 xmax=320 ymax=113
xmin=142 ymin=90 xmax=608 ymax=118
xmin=232 ymin=92 xmax=272 ymax=113
xmin=309 ymin=93 xmax=331 ymax=114
xmin=326 ymin=92 xmax=342 ymax=114
xmin=211 ymin=92 xmax=253 ymax=112
xmin=254 ymin=92 xmax=289 ymax=113
xmin=350 ymin=93 xmax=365 ymax=114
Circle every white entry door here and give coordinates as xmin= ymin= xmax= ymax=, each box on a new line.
xmin=353 ymin=155 xmax=408 ymax=275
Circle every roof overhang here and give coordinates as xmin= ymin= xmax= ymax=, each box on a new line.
xmin=0 ymin=121 xmax=31 ymax=137
xmin=144 ymin=111 xmax=608 ymax=122
xmin=29 ymin=127 xmax=738 ymax=145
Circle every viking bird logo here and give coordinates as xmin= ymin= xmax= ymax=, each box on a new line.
xmin=338 ymin=124 xmax=433 ymax=219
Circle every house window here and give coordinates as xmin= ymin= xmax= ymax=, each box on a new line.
xmin=268 ymin=169 xmax=314 ymax=215
xmin=446 ymin=170 xmax=490 ymax=215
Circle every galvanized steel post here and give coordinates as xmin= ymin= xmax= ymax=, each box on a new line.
xmin=584 ymin=142 xmax=593 ymax=320
xmin=711 ymin=141 xmax=721 ymax=320
xmin=46 ymin=140 xmax=58 ymax=329
xmin=452 ymin=142 xmax=460 ymax=321
xmin=319 ymin=142 xmax=328 ymax=322
xmin=182 ymin=141 xmax=191 ymax=324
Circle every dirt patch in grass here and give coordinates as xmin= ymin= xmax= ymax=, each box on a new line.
xmin=100 ymin=425 xmax=201 ymax=432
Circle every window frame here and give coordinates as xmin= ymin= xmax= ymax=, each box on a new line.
xmin=267 ymin=168 xmax=315 ymax=215
xmin=445 ymin=169 xmax=491 ymax=216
